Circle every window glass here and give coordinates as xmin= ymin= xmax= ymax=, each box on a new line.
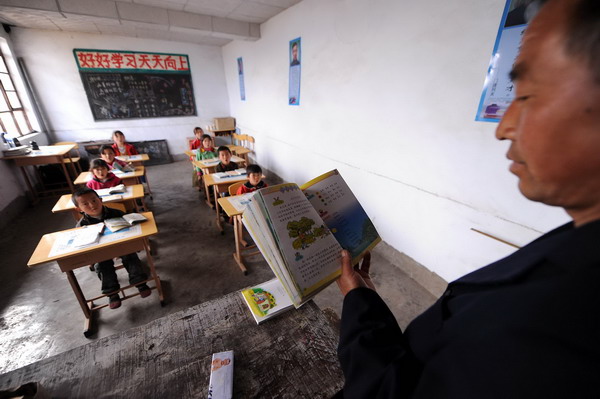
xmin=0 ymin=93 xmax=8 ymax=112
xmin=0 ymin=112 xmax=19 ymax=135
xmin=0 ymin=73 xmax=14 ymax=91
xmin=14 ymin=111 xmax=30 ymax=135
xmin=6 ymin=91 xmax=20 ymax=108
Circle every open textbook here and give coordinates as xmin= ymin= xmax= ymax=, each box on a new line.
xmin=242 ymin=170 xmax=380 ymax=307
xmin=104 ymin=213 xmax=147 ymax=232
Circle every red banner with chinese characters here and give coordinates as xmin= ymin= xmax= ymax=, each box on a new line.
xmin=74 ymin=49 xmax=189 ymax=72
xmin=73 ymin=48 xmax=196 ymax=120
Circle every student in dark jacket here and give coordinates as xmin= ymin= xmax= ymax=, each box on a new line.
xmin=215 ymin=146 xmax=238 ymax=173
xmin=73 ymin=187 xmax=151 ymax=309
xmin=335 ymin=1 xmax=600 ymax=397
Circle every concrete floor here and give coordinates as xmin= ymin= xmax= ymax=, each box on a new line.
xmin=0 ymin=160 xmax=437 ymax=375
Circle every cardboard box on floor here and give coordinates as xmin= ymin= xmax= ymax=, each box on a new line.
xmin=213 ymin=117 xmax=235 ymax=131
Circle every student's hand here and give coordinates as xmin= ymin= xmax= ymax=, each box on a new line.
xmin=337 ymin=250 xmax=375 ymax=296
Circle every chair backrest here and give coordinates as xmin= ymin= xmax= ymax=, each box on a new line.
xmin=228 ymin=181 xmax=245 ymax=196
xmin=104 ymin=202 xmax=126 ymax=213
xmin=245 ymin=135 xmax=255 ymax=151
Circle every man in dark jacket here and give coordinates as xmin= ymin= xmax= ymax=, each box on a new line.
xmin=336 ymin=0 xmax=600 ymax=397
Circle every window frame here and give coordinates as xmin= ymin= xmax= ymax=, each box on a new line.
xmin=0 ymin=51 xmax=32 ymax=137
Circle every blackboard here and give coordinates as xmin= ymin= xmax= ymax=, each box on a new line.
xmin=80 ymin=72 xmax=196 ymax=121
xmin=132 ymin=140 xmax=172 ymax=166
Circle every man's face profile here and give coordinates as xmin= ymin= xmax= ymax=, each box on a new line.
xmin=496 ymin=0 xmax=600 ymax=224
xmin=292 ymin=43 xmax=298 ymax=61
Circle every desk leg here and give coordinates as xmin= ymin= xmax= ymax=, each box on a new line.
xmin=214 ymin=186 xmax=224 ymax=233
xmin=144 ymin=238 xmax=165 ymax=305
xmin=65 ymin=270 xmax=93 ymax=337
xmin=144 ymin=170 xmax=153 ymax=197
xmin=60 ymin=159 xmax=75 ymax=192
xmin=232 ymin=215 xmax=248 ymax=274
xmin=19 ymin=166 xmax=38 ymax=203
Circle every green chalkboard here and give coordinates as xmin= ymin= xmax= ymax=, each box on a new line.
xmin=80 ymin=72 xmax=196 ymax=121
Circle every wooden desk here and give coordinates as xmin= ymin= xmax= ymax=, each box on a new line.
xmin=116 ymin=153 xmax=149 ymax=166
xmin=27 ymin=212 xmax=164 ymax=337
xmin=116 ymin=155 xmax=153 ymax=197
xmin=52 ymin=184 xmax=146 ymax=219
xmin=73 ymin=166 xmax=145 ymax=186
xmin=218 ymin=194 xmax=260 ymax=274
xmin=203 ymin=173 xmax=249 ymax=232
xmin=2 ymin=144 xmax=76 ymax=203
xmin=0 ymin=292 xmax=343 ymax=397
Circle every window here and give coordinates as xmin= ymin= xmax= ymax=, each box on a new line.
xmin=0 ymin=52 xmax=32 ymax=136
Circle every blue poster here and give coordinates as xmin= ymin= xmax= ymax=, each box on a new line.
xmin=288 ymin=37 xmax=301 ymax=106
xmin=475 ymin=0 xmax=543 ymax=122
xmin=237 ymin=57 xmax=246 ymax=101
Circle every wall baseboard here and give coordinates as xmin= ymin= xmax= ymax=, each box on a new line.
xmin=375 ymin=241 xmax=447 ymax=297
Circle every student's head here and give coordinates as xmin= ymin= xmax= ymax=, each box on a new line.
xmin=218 ymin=146 xmax=232 ymax=164
xmin=201 ymin=134 xmax=213 ymax=149
xmin=112 ymin=130 xmax=126 ymax=145
xmin=495 ymin=0 xmax=600 ymax=226
xmin=72 ymin=187 xmax=102 ymax=218
xmin=90 ymin=158 xmax=110 ymax=180
xmin=99 ymin=144 xmax=116 ymax=163
xmin=194 ymin=126 xmax=204 ymax=138
xmin=246 ymin=164 xmax=262 ymax=186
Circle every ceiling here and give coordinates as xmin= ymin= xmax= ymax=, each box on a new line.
xmin=0 ymin=0 xmax=302 ymax=46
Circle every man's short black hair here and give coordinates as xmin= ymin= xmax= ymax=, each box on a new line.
xmin=72 ymin=187 xmax=99 ymax=207
xmin=217 ymin=146 xmax=231 ymax=154
xmin=99 ymin=144 xmax=114 ymax=154
xmin=563 ymin=0 xmax=600 ymax=83
xmin=90 ymin=158 xmax=109 ymax=170
xmin=246 ymin=164 xmax=262 ymax=175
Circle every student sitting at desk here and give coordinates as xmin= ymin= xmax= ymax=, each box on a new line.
xmin=86 ymin=159 xmax=122 ymax=190
xmin=189 ymin=126 xmax=205 ymax=150
xmin=194 ymin=134 xmax=217 ymax=177
xmin=72 ymin=187 xmax=151 ymax=309
xmin=99 ymin=144 xmax=133 ymax=172
xmin=111 ymin=130 xmax=139 ymax=156
xmin=237 ymin=164 xmax=267 ymax=194
xmin=216 ymin=146 xmax=239 ymax=173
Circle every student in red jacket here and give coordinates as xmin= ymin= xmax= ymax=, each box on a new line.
xmin=111 ymin=130 xmax=139 ymax=156
xmin=86 ymin=159 xmax=122 ymax=190
xmin=99 ymin=144 xmax=132 ymax=171
xmin=189 ymin=126 xmax=205 ymax=150
xmin=237 ymin=164 xmax=267 ymax=194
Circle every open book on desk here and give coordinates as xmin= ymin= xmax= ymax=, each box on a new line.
xmin=242 ymin=169 xmax=380 ymax=307
xmin=104 ymin=213 xmax=147 ymax=232
xmin=96 ymin=184 xmax=126 ymax=196
xmin=212 ymin=168 xmax=247 ymax=180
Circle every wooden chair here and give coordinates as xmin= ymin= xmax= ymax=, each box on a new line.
xmin=228 ymin=181 xmax=245 ymax=196
xmin=54 ymin=141 xmax=82 ymax=179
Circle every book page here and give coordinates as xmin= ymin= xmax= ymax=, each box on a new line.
xmin=301 ymin=170 xmax=381 ymax=264
xmin=48 ymin=224 xmax=142 ymax=257
xmin=258 ymin=184 xmax=342 ymax=301
xmin=229 ymin=192 xmax=255 ymax=212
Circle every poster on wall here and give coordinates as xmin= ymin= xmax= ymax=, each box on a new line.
xmin=238 ymin=57 xmax=246 ymax=101
xmin=288 ymin=37 xmax=301 ymax=106
xmin=73 ymin=49 xmax=197 ymax=121
xmin=475 ymin=0 xmax=543 ymax=122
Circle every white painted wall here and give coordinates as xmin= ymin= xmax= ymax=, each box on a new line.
xmin=222 ymin=0 xmax=570 ymax=282
xmin=9 ymin=28 xmax=231 ymax=155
